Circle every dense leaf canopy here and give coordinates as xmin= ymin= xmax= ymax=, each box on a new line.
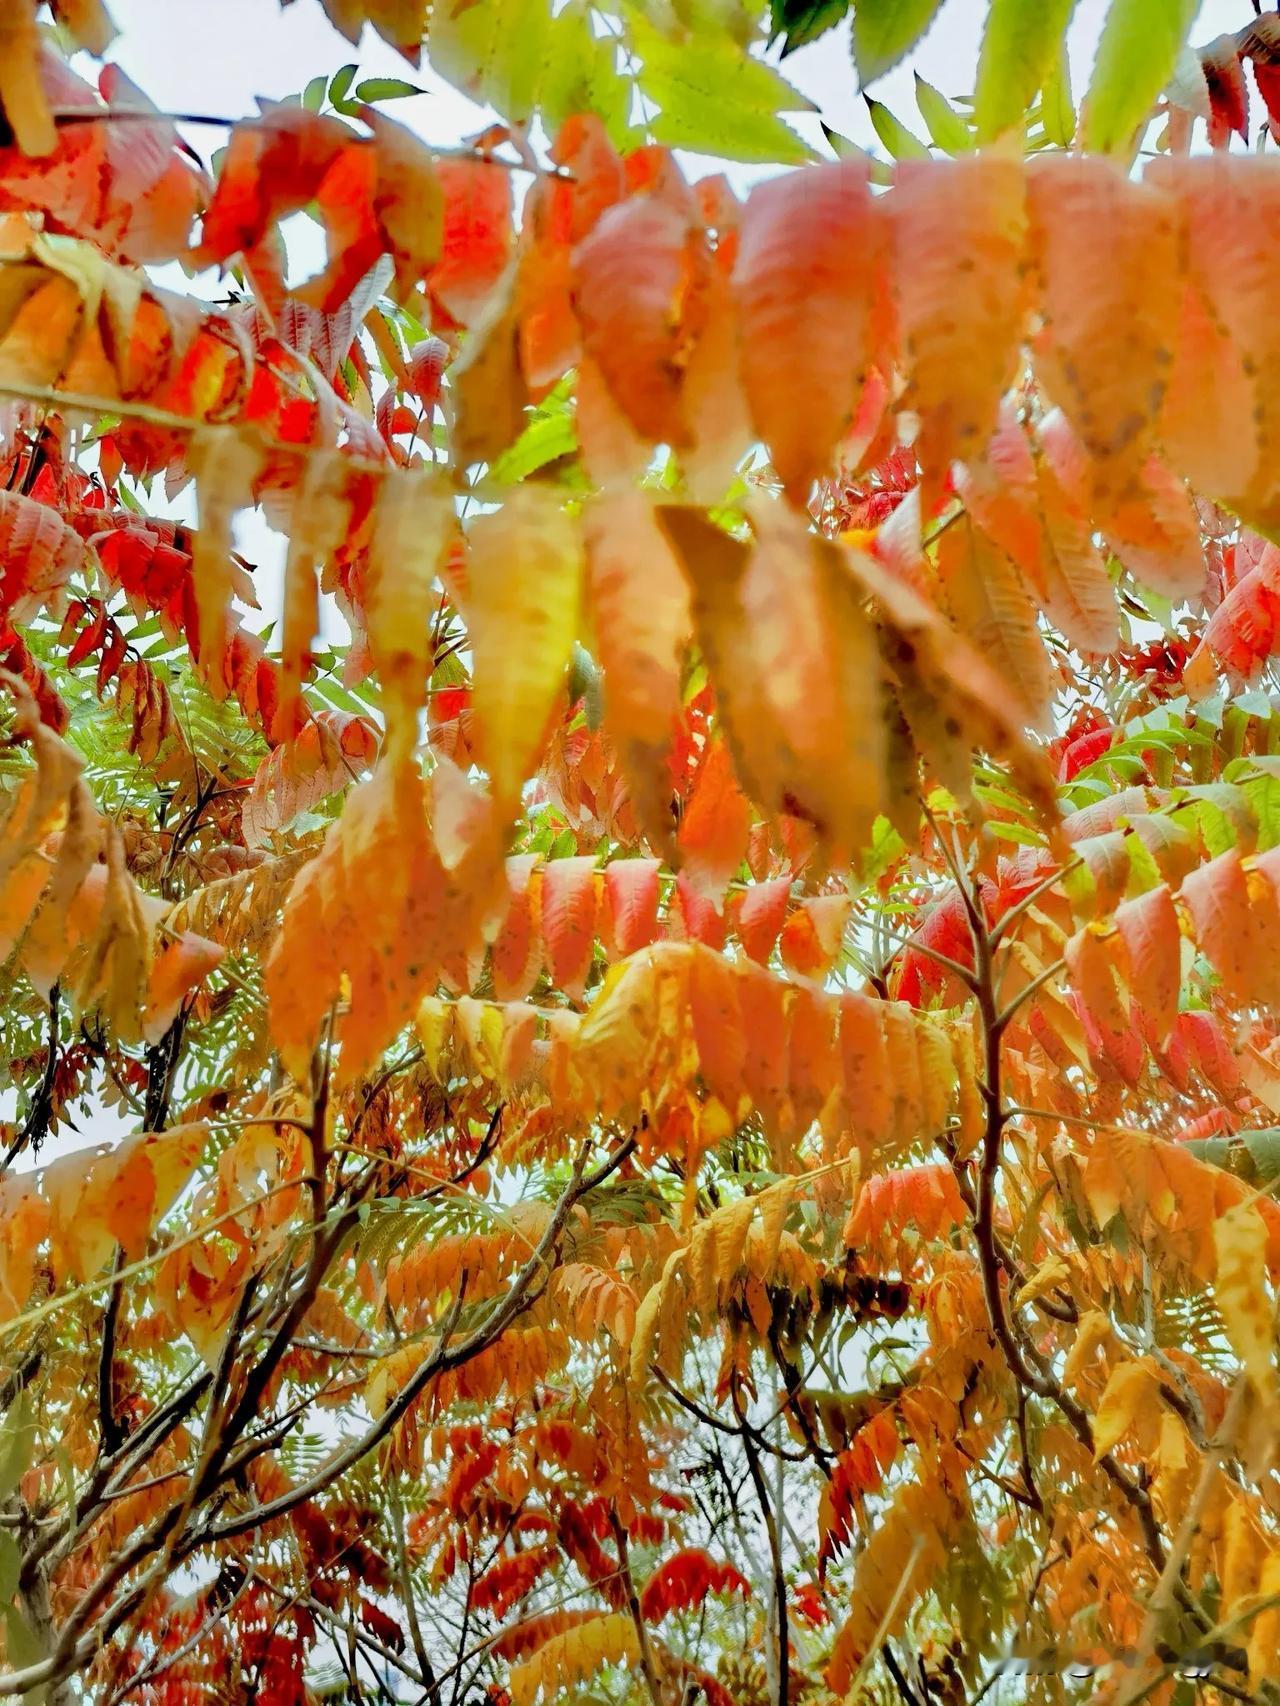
xmin=4 ymin=1 xmax=1280 ymax=1703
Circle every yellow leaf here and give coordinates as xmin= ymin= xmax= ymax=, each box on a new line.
xmin=1214 ymin=1201 xmax=1277 ymax=1401
xmin=465 ymin=487 xmax=583 ymax=813
xmin=366 ymin=468 xmax=454 ymax=748
xmin=1092 ymin=1358 xmax=1160 ymax=1460
xmin=508 ymin=1612 xmax=638 ymax=1706
xmin=1063 ymin=1311 xmax=1115 ymax=1389
xmin=1016 ymin=1253 xmax=1071 ymax=1309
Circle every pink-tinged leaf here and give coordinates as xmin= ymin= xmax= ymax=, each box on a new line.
xmin=681 ymin=198 xmax=753 ymax=503
xmin=1184 ymin=545 xmax=1280 ymax=695
xmin=1027 ymin=156 xmax=1180 ymax=497
xmin=1152 ymin=155 xmax=1280 ymax=530
xmin=954 ymin=399 xmax=1049 ymax=590
xmin=1038 ymin=409 xmax=1202 ymax=605
xmin=540 ymin=856 xmax=600 ymax=1005
xmin=734 ymin=875 xmax=792 ymax=965
xmin=889 ymin=154 xmax=1028 ymax=514
xmin=1029 ymin=409 xmax=1120 ymax=655
xmin=671 ymin=871 xmax=727 ymax=950
xmin=734 ymin=161 xmax=886 ymax=504
xmin=1181 ymin=848 xmax=1280 ymax=1009
xmin=602 ymin=859 xmax=662 ymax=958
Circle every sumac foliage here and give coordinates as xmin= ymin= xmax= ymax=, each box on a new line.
xmin=3 ymin=3 xmax=1280 ymax=1705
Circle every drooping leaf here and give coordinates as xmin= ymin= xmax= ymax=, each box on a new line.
xmin=851 ymin=0 xmax=949 ymax=87
xmin=463 ymin=487 xmax=584 ymax=813
xmin=733 ymin=160 xmax=886 ymax=504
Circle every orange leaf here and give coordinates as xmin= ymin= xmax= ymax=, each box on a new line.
xmin=143 ymin=930 xmax=224 ymax=1043
xmin=585 ymin=491 xmax=691 ymax=852
xmin=572 ymin=195 xmax=707 ymax=445
xmin=677 ymin=738 xmax=750 ymax=907
xmin=779 ymin=894 xmax=851 ymax=979
xmin=1112 ymin=884 xmax=1181 ymax=1044
xmin=734 ymin=161 xmax=885 ymax=504
xmin=490 ymin=856 xmax=543 ymax=1003
xmin=427 ymin=156 xmax=512 ymax=328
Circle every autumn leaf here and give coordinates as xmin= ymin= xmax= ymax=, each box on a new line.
xmin=463 ymin=486 xmax=583 ymax=814
xmin=733 ymin=160 xmax=885 ymax=503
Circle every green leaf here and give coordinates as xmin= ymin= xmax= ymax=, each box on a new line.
xmin=429 ymin=0 xmax=554 ymax=123
xmin=913 ymin=73 xmax=971 ymax=152
xmin=974 ymin=0 xmax=1078 ymax=141
xmin=329 ymin=63 xmax=358 ymax=106
xmin=0 ymin=1394 xmax=33 ymax=1502
xmin=628 ymin=6 xmax=817 ymax=165
xmin=821 ymin=122 xmax=894 ymax=182
xmin=852 ymin=0 xmax=948 ymax=86
xmin=1081 ymin=0 xmax=1198 ymax=154
xmin=354 ymin=76 xmax=425 ymax=102
xmin=1041 ymin=40 xmax=1076 ymax=144
xmin=4 ymin=1606 xmax=42 ymax=1682
xmin=864 ymin=94 xmax=929 ymax=159
xmin=301 ymin=73 xmax=328 ymax=112
xmin=488 ymin=406 xmax=579 ymax=486
xmin=770 ymin=0 xmax=849 ymax=55
xmin=540 ymin=2 xmax=636 ymax=150
xmin=0 ymin=1534 xmax=17 ymax=1604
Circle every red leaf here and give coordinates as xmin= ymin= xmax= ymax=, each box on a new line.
xmin=733 ymin=875 xmax=791 ymax=965
xmin=428 ymin=157 xmax=512 ymax=328
xmin=602 ymin=859 xmax=662 ymax=958
xmin=541 ymin=856 xmax=600 ymax=1004
xmin=639 ymin=1550 xmax=750 ymax=1623
xmin=1199 ymin=34 xmax=1249 ymax=148
xmin=360 ymin=1599 xmax=405 ymax=1653
xmin=671 ymin=871 xmax=727 ymax=950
